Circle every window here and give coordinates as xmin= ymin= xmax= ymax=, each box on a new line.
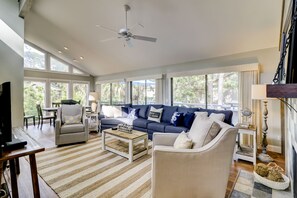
xmin=132 ymin=79 xmax=156 ymax=105
xmin=24 ymin=44 xmax=46 ymax=70
xmin=100 ymin=82 xmax=126 ymax=105
xmin=112 ymin=82 xmax=126 ymax=104
xmin=73 ymin=68 xmax=84 ymax=75
xmin=50 ymin=57 xmax=69 ymax=72
xmin=172 ymin=75 xmax=206 ymax=108
xmin=50 ymin=82 xmax=69 ymax=105
xmin=100 ymin=83 xmax=111 ymax=105
xmin=207 ymin=72 xmax=239 ymax=110
xmin=73 ymin=82 xmax=89 ymax=105
xmin=172 ymin=72 xmax=239 ymax=110
xmin=24 ymin=80 xmax=46 ymax=116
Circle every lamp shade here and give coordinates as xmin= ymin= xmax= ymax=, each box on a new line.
xmin=251 ymin=84 xmax=267 ymax=100
xmin=88 ymin=92 xmax=99 ymax=101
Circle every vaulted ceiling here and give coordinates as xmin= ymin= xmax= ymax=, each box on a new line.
xmin=25 ymin=0 xmax=283 ymax=76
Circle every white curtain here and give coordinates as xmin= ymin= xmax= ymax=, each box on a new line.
xmin=239 ymin=70 xmax=259 ymax=145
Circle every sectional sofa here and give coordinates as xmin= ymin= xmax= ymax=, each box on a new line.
xmin=100 ymin=104 xmax=233 ymax=140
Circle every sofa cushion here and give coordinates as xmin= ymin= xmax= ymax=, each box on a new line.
xmin=61 ymin=123 xmax=85 ymax=134
xmin=101 ymin=118 xmax=133 ymax=125
xmin=131 ymin=105 xmax=148 ymax=119
xmin=121 ymin=107 xmax=129 ymax=117
xmin=188 ymin=116 xmax=221 ymax=148
xmin=161 ymin=106 xmax=178 ymax=123
xmin=148 ymin=106 xmax=163 ymax=123
xmin=147 ymin=122 xmax=170 ymax=132
xmin=177 ymin=107 xmax=200 ymax=114
xmin=170 ymin=112 xmax=184 ymax=126
xmin=183 ymin=112 xmax=195 ymax=128
xmin=200 ymin=108 xmax=233 ymax=125
xmin=165 ymin=125 xmax=188 ymax=133
xmin=133 ymin=118 xmax=153 ymax=129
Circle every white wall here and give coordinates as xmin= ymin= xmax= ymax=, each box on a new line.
xmin=0 ymin=0 xmax=24 ymax=127
xmin=95 ymin=47 xmax=283 ymax=153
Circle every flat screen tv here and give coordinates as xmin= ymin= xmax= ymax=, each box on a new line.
xmin=0 ymin=82 xmax=12 ymax=148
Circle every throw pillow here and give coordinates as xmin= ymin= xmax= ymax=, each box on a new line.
xmin=188 ymin=116 xmax=222 ymax=148
xmin=147 ymin=106 xmax=163 ymax=123
xmin=183 ymin=112 xmax=195 ymax=128
xmin=101 ymin=105 xmax=114 ymax=118
xmin=127 ymin=107 xmax=139 ymax=120
xmin=194 ymin=111 xmax=208 ymax=118
xmin=113 ymin=106 xmax=123 ymax=118
xmin=209 ymin=113 xmax=225 ymax=121
xmin=173 ymin=131 xmax=193 ymax=149
xmin=64 ymin=114 xmax=81 ymax=125
xmin=121 ymin=107 xmax=129 ymax=117
xmin=170 ymin=112 xmax=184 ymax=126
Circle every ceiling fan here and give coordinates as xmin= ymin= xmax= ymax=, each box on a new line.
xmin=97 ymin=4 xmax=157 ymax=47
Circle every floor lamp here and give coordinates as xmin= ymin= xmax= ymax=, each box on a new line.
xmin=251 ymin=84 xmax=274 ymax=162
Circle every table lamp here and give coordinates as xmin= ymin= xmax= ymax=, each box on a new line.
xmin=251 ymin=84 xmax=273 ymax=162
xmin=88 ymin=92 xmax=99 ymax=113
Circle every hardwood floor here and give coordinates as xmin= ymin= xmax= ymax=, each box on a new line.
xmin=2 ymin=124 xmax=285 ymax=198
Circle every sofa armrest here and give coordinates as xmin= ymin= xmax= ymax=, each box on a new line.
xmin=153 ymin=132 xmax=179 ymax=148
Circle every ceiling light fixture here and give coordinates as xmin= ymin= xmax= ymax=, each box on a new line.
xmin=80 ymin=56 xmax=84 ymax=60
xmin=64 ymin=46 xmax=69 ymax=50
xmin=73 ymin=59 xmax=78 ymax=62
xmin=58 ymin=50 xmax=62 ymax=54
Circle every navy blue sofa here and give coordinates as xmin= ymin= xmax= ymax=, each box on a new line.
xmin=100 ymin=104 xmax=233 ymax=140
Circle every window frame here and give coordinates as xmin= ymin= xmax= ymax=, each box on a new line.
xmin=100 ymin=81 xmax=127 ymax=105
xmin=24 ymin=43 xmax=47 ymax=71
xmin=130 ymin=79 xmax=157 ymax=105
xmin=49 ymin=56 xmax=70 ymax=73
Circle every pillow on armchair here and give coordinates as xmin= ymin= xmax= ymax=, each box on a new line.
xmin=61 ymin=104 xmax=83 ymax=123
xmin=64 ymin=115 xmax=81 ymax=125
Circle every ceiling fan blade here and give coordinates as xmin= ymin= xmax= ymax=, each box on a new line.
xmin=100 ymin=37 xmax=119 ymax=42
xmin=96 ymin=25 xmax=118 ymax=34
xmin=132 ymin=35 xmax=157 ymax=42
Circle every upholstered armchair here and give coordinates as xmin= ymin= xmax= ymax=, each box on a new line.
xmin=152 ymin=126 xmax=238 ymax=198
xmin=55 ymin=104 xmax=89 ymax=146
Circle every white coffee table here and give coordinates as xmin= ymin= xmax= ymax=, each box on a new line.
xmin=102 ymin=128 xmax=148 ymax=162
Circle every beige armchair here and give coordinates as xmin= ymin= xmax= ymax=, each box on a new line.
xmin=152 ymin=126 xmax=238 ymax=198
xmin=55 ymin=104 xmax=89 ymax=146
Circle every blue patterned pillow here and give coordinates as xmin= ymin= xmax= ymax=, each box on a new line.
xmin=183 ymin=112 xmax=195 ymax=128
xmin=170 ymin=112 xmax=184 ymax=126
xmin=127 ymin=107 xmax=140 ymax=120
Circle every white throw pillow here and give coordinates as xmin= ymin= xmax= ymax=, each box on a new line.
xmin=113 ymin=106 xmax=123 ymax=118
xmin=188 ymin=116 xmax=221 ymax=148
xmin=101 ymin=105 xmax=114 ymax=118
xmin=147 ymin=106 xmax=163 ymax=123
xmin=194 ymin=111 xmax=208 ymax=118
xmin=173 ymin=131 xmax=193 ymax=149
xmin=209 ymin=113 xmax=225 ymax=121
xmin=64 ymin=114 xmax=81 ymax=125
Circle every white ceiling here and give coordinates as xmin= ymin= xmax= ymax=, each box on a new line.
xmin=25 ymin=0 xmax=283 ymax=76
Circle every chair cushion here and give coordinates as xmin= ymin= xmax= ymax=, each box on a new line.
xmin=61 ymin=104 xmax=82 ymax=122
xmin=165 ymin=125 xmax=188 ymax=133
xmin=173 ymin=132 xmax=193 ymax=149
xmin=188 ymin=116 xmax=221 ymax=148
xmin=161 ymin=106 xmax=178 ymax=123
xmin=101 ymin=118 xmax=133 ymax=125
xmin=133 ymin=118 xmax=153 ymax=128
xmin=61 ymin=123 xmax=85 ymax=134
xmin=147 ymin=122 xmax=170 ymax=132
xmin=148 ymin=106 xmax=163 ymax=123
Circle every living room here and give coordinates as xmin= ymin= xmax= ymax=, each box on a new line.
xmin=0 ymin=0 xmax=296 ymax=197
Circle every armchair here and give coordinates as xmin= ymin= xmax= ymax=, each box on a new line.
xmin=55 ymin=104 xmax=89 ymax=146
xmin=152 ymin=126 xmax=238 ymax=198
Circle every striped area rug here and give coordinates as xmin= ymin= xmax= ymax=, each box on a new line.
xmin=35 ymin=137 xmax=152 ymax=198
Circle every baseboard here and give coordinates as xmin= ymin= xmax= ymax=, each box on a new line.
xmin=267 ymin=145 xmax=282 ymax=153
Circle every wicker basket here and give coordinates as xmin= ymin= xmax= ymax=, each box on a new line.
xmin=253 ymin=171 xmax=290 ymax=190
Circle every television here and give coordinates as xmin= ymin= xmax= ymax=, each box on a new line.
xmin=0 ymin=82 xmax=12 ymax=156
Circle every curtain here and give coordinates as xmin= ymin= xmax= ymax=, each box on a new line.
xmin=239 ymin=70 xmax=259 ymax=145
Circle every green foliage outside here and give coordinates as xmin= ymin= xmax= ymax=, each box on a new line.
xmin=24 ymin=44 xmax=45 ymax=70
xmin=73 ymin=83 xmax=88 ymax=105
xmin=101 ymin=84 xmax=111 ymax=105
xmin=111 ymin=82 xmax=126 ymax=104
xmin=50 ymin=82 xmax=68 ymax=104
xmin=24 ymin=81 xmax=45 ymax=116
xmin=132 ymin=80 xmax=156 ymax=105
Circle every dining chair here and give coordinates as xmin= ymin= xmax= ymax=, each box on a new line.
xmin=36 ymin=104 xmax=55 ymax=130
xmin=23 ymin=112 xmax=35 ymax=128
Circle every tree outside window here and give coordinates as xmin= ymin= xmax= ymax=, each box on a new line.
xmin=112 ymin=82 xmax=126 ymax=104
xmin=24 ymin=44 xmax=45 ymax=70
xmin=24 ymin=80 xmax=46 ymax=116
xmin=50 ymin=82 xmax=69 ymax=105
xmin=132 ymin=79 xmax=156 ymax=105
xmin=101 ymin=83 xmax=111 ymax=105
xmin=50 ymin=57 xmax=69 ymax=72
xmin=73 ymin=82 xmax=89 ymax=105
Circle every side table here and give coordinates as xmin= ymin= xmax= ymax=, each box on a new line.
xmin=234 ymin=124 xmax=257 ymax=165
xmin=86 ymin=112 xmax=99 ymax=132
